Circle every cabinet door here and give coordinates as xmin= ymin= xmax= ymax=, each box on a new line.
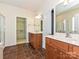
xmin=46 ymin=44 xmax=53 ymax=59
xmin=52 ymin=47 xmax=58 ymax=59
xmin=56 ymin=50 xmax=63 ymax=59
xmin=62 ymin=53 xmax=70 ymax=59
xmin=29 ymin=33 xmax=35 ymax=48
xmin=55 ymin=41 xmax=69 ymax=52
xmin=56 ymin=49 xmax=68 ymax=59
xmin=73 ymin=45 xmax=79 ymax=54
xmin=35 ymin=34 xmax=42 ymax=49
xmin=46 ymin=44 xmax=58 ymax=59
xmin=29 ymin=33 xmax=42 ymax=49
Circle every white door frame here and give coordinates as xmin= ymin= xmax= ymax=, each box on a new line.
xmin=16 ymin=17 xmax=27 ymax=44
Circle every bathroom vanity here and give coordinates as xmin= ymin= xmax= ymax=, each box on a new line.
xmin=46 ymin=34 xmax=79 ymax=59
xmin=45 ymin=0 xmax=79 ymax=59
xmin=29 ymin=32 xmax=42 ymax=49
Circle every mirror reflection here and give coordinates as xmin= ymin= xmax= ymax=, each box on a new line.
xmin=56 ymin=1 xmax=79 ymax=34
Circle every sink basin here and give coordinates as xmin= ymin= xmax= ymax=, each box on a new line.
xmin=47 ymin=33 xmax=79 ymax=46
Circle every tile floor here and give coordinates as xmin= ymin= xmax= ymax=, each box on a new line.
xmin=3 ymin=43 xmax=45 ymax=59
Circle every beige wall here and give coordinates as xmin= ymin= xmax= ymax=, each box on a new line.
xmin=34 ymin=19 xmax=41 ymax=32
xmin=56 ymin=7 xmax=79 ymax=32
xmin=0 ymin=3 xmax=35 ymax=47
xmin=38 ymin=0 xmax=61 ymax=48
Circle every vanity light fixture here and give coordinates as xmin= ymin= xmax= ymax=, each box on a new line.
xmin=35 ymin=15 xmax=42 ymax=19
xmin=64 ymin=0 xmax=69 ymax=5
xmin=64 ymin=0 xmax=74 ymax=5
xmin=35 ymin=14 xmax=43 ymax=20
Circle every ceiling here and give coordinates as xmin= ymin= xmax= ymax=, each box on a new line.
xmin=56 ymin=0 xmax=79 ymax=15
xmin=0 ymin=0 xmax=45 ymax=12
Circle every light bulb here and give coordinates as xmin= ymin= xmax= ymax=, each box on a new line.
xmin=64 ymin=0 xmax=69 ymax=5
xmin=35 ymin=15 xmax=41 ymax=19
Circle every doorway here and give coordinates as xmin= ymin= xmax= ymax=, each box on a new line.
xmin=51 ymin=9 xmax=54 ymax=35
xmin=16 ymin=17 xmax=26 ymax=44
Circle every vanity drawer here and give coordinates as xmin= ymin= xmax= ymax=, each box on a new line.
xmin=68 ymin=44 xmax=73 ymax=52
xmin=55 ymin=40 xmax=69 ymax=52
xmin=46 ymin=37 xmax=69 ymax=52
xmin=46 ymin=37 xmax=57 ymax=47
xmin=73 ymin=45 xmax=79 ymax=54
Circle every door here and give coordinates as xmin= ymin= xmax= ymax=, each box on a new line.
xmin=16 ymin=17 xmax=26 ymax=44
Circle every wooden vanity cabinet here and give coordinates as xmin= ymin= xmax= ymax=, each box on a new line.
xmin=46 ymin=37 xmax=79 ymax=59
xmin=46 ymin=37 xmax=68 ymax=59
xmin=46 ymin=37 xmax=69 ymax=52
xmin=73 ymin=45 xmax=79 ymax=54
xmin=29 ymin=32 xmax=42 ymax=49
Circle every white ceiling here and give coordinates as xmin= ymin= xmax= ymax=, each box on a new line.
xmin=56 ymin=0 xmax=79 ymax=15
xmin=0 ymin=0 xmax=45 ymax=12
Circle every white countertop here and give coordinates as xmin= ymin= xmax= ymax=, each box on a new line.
xmin=29 ymin=31 xmax=42 ymax=34
xmin=46 ymin=33 xmax=79 ymax=46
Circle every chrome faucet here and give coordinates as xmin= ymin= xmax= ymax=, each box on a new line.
xmin=65 ymin=32 xmax=70 ymax=38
